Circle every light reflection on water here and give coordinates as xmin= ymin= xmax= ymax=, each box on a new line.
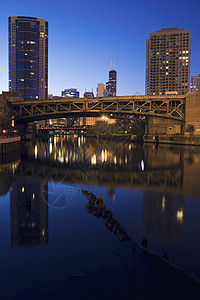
xmin=1 ymin=136 xmax=200 ymax=298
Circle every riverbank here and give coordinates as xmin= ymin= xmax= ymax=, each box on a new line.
xmin=144 ymin=134 xmax=200 ymax=146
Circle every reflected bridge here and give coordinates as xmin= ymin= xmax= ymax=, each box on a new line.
xmin=17 ymin=160 xmax=184 ymax=194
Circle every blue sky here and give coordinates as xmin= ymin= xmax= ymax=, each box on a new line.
xmin=0 ymin=0 xmax=200 ymax=97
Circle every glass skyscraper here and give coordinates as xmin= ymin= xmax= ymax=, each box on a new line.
xmin=61 ymin=89 xmax=80 ymax=98
xmin=9 ymin=16 xmax=48 ymax=101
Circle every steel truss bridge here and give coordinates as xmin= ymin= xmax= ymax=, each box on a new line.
xmin=12 ymin=95 xmax=186 ymax=124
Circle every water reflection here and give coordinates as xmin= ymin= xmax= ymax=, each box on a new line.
xmin=10 ymin=178 xmax=48 ymax=247
xmin=143 ymin=191 xmax=184 ymax=240
xmin=1 ymin=137 xmax=200 ymax=297
xmin=2 ymin=137 xmax=200 ymax=246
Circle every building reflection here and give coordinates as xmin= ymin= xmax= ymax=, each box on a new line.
xmin=143 ymin=191 xmax=185 ymax=240
xmin=10 ymin=178 xmax=48 ymax=247
xmin=0 ymin=160 xmax=20 ymax=197
xmin=107 ymin=186 xmax=115 ymax=201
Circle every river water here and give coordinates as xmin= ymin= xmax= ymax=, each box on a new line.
xmin=1 ymin=135 xmax=200 ymax=299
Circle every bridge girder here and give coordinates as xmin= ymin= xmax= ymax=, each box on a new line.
xmin=12 ymin=95 xmax=185 ymax=124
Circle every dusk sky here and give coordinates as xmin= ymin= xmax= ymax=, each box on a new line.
xmin=0 ymin=0 xmax=200 ymax=97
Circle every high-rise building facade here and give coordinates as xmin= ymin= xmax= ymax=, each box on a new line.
xmin=106 ymin=65 xmax=117 ymax=96
xmin=191 ymin=74 xmax=200 ymax=91
xmin=61 ymin=88 xmax=79 ymax=98
xmin=9 ymin=16 xmax=48 ymax=101
xmin=96 ymin=83 xmax=109 ymax=97
xmin=145 ymin=28 xmax=191 ymax=95
xmin=84 ymin=91 xmax=94 ymax=98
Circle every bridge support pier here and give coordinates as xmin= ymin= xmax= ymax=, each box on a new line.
xmin=146 ymin=117 xmax=183 ymax=135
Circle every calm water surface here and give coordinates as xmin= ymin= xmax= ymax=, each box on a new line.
xmin=1 ymin=135 xmax=200 ymax=299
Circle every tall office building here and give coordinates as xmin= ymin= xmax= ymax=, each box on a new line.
xmin=106 ymin=63 xmax=117 ymax=96
xmin=9 ymin=16 xmax=48 ymax=101
xmin=84 ymin=91 xmax=94 ymax=98
xmin=191 ymin=74 xmax=200 ymax=91
xmin=145 ymin=28 xmax=191 ymax=95
xmin=96 ymin=83 xmax=108 ymax=97
xmin=61 ymin=88 xmax=79 ymax=98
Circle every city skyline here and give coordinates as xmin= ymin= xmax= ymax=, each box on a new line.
xmin=0 ymin=0 xmax=200 ymax=97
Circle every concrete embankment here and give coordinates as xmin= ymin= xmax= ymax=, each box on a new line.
xmin=144 ymin=134 xmax=200 ymax=146
xmin=0 ymin=136 xmax=21 ymax=153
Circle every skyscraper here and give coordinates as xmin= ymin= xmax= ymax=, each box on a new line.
xmin=61 ymin=88 xmax=79 ymax=98
xmin=84 ymin=91 xmax=94 ymax=98
xmin=191 ymin=74 xmax=200 ymax=92
xmin=145 ymin=28 xmax=190 ymax=95
xmin=9 ymin=16 xmax=48 ymax=101
xmin=96 ymin=83 xmax=108 ymax=97
xmin=106 ymin=63 xmax=117 ymax=96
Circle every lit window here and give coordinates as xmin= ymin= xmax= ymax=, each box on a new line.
xmin=22 ymin=187 xmax=25 ymax=192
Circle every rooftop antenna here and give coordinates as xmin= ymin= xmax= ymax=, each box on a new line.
xmin=114 ymin=61 xmax=116 ymax=71
xmin=110 ymin=59 xmax=112 ymax=70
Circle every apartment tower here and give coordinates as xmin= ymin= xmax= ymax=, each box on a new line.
xmin=9 ymin=16 xmax=48 ymax=100
xmin=145 ymin=28 xmax=190 ymax=95
xmin=191 ymin=74 xmax=200 ymax=91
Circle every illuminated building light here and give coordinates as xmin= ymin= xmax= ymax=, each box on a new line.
xmin=162 ymin=195 xmax=165 ymax=210
xmin=42 ymin=229 xmax=45 ymax=236
xmin=176 ymin=209 xmax=184 ymax=223
xmin=49 ymin=142 xmax=52 ymax=154
xmin=101 ymin=150 xmax=104 ymax=162
xmin=34 ymin=145 xmax=38 ymax=159
xmin=91 ymin=154 xmax=97 ymax=165
xmin=22 ymin=187 xmax=25 ymax=192
xmin=33 ymin=193 xmax=35 ymax=200
xmin=105 ymin=149 xmax=107 ymax=162
xmin=141 ymin=160 xmax=145 ymax=171
xmin=114 ymin=156 xmax=117 ymax=164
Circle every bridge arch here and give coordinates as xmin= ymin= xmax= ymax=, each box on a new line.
xmin=11 ymin=95 xmax=185 ymax=125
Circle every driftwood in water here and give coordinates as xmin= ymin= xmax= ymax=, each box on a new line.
xmin=82 ymin=189 xmax=132 ymax=243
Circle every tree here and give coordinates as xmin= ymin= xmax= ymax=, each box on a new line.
xmin=186 ymin=124 xmax=195 ymax=136
xmin=0 ymin=97 xmax=13 ymax=129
